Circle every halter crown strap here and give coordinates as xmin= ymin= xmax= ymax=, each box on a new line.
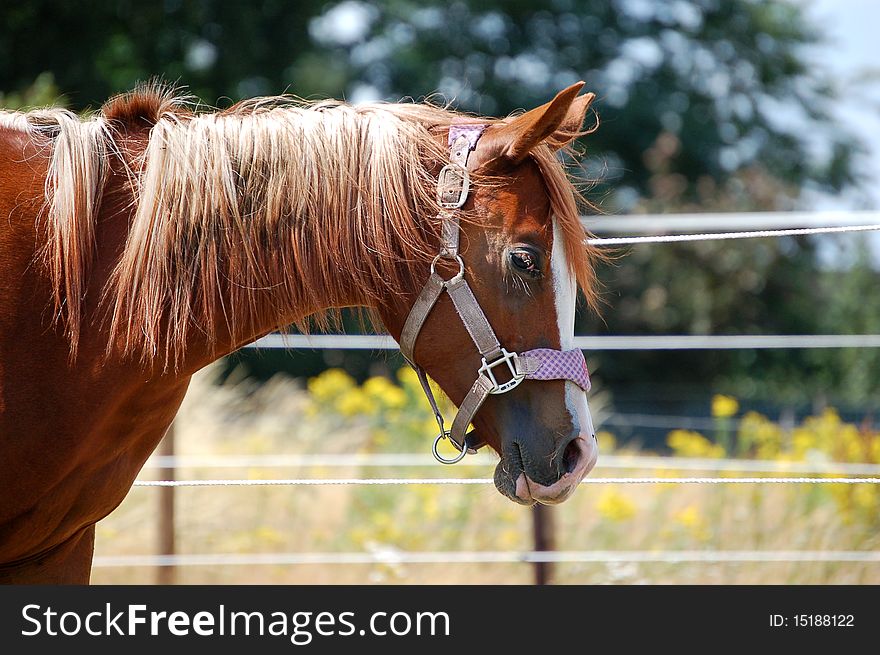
xmin=439 ymin=125 xmax=487 ymax=257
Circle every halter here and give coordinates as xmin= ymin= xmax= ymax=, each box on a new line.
xmin=399 ymin=124 xmax=592 ymax=464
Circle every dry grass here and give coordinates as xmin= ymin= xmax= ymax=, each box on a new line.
xmin=90 ymin=365 xmax=880 ymax=584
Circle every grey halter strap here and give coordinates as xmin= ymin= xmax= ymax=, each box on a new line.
xmin=399 ymin=124 xmax=523 ymax=463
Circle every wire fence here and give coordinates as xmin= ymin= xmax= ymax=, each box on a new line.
xmin=246 ymin=333 xmax=880 ymax=350
xmin=121 ymin=212 xmax=880 ymax=582
xmin=140 ymin=452 xmax=880 ymax=475
xmin=587 ymin=222 xmax=880 ymax=246
xmin=133 ymin=477 xmax=880 ymax=488
xmin=92 ymin=550 xmax=880 ymax=569
xmin=583 ymin=209 xmax=880 ymax=234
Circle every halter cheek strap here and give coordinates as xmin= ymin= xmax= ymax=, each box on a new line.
xmin=398 ymin=124 xmax=591 ymax=464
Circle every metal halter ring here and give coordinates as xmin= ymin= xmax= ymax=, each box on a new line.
xmin=430 ymin=254 xmax=465 ymax=284
xmin=432 ymin=430 xmax=468 ymax=465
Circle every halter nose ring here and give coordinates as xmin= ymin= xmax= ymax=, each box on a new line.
xmin=432 ymin=430 xmax=468 ymax=465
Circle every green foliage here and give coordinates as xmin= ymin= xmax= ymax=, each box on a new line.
xmin=0 ymin=71 xmax=63 ymax=109
xmin=1 ymin=1 xmax=875 ymax=410
xmin=0 ymin=1 xmax=861 ymax=197
xmin=810 ymin=244 xmax=880 ymax=405
xmin=304 ymin=0 xmax=860 ymax=200
xmin=0 ymin=1 xmax=328 ymax=106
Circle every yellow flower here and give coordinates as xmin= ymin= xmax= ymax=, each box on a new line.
xmin=370 ymin=510 xmax=403 ymax=543
xmin=791 ymin=427 xmax=817 ymax=460
xmin=596 ymin=431 xmax=617 ymax=453
xmin=422 ymin=416 xmax=441 ymax=436
xmin=415 ymin=486 xmax=441 ymax=521
xmin=869 ymin=437 xmax=880 ymax=464
xmin=499 ymin=528 xmax=521 ymax=549
xmin=854 ymin=485 xmax=879 ymax=513
xmin=348 ymin=526 xmax=370 ymax=547
xmin=398 ymin=366 xmax=452 ymax=408
xmin=334 ymin=388 xmax=373 ymax=417
xmin=738 ymin=411 xmax=783 ymax=459
xmin=363 ymin=376 xmax=407 ymax=409
xmin=674 ymin=505 xmax=701 ymax=528
xmin=371 ymin=427 xmax=390 ymax=446
xmin=308 ymin=368 xmax=356 ymax=403
xmin=253 ymin=526 xmax=284 ymax=546
xmin=396 ymin=365 xmax=420 ymax=389
xmin=711 ymin=394 xmax=739 ymax=418
xmin=667 ymin=429 xmax=725 ymax=458
xmin=673 ymin=505 xmax=711 ymax=542
xmin=596 ymin=489 xmax=637 ymax=522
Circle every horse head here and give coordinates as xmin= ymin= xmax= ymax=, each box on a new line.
xmin=380 ymin=83 xmax=601 ymax=505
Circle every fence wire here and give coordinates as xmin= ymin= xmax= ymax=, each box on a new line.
xmin=133 ymin=476 xmax=880 ymax=488
xmin=92 ymin=550 xmax=880 ymax=568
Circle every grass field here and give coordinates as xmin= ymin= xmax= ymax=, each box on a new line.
xmin=90 ymin=364 xmax=880 ymax=584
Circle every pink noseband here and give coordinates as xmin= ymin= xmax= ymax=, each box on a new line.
xmin=518 ymin=348 xmax=591 ymax=392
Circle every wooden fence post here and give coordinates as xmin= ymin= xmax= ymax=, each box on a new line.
xmin=532 ymin=504 xmax=555 ymax=585
xmin=157 ymin=424 xmax=176 ymax=585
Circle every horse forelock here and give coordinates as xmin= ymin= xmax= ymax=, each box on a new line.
xmin=20 ymin=86 xmax=599 ymax=368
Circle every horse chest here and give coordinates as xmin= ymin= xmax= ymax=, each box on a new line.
xmin=0 ymin=359 xmax=190 ymax=565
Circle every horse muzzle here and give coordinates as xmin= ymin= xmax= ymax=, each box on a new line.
xmin=496 ymin=432 xmax=598 ymax=506
xmin=515 ymin=436 xmax=598 ymax=504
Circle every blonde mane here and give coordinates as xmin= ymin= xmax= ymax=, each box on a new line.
xmin=4 ymin=86 xmax=600 ymax=366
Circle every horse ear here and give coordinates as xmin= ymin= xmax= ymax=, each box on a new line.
xmin=490 ymin=82 xmax=596 ymax=165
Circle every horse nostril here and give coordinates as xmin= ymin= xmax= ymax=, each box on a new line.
xmin=562 ymin=438 xmax=582 ymax=474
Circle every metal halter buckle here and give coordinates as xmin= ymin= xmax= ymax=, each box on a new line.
xmin=479 ymin=348 xmax=525 ymax=394
xmin=436 ymin=163 xmax=470 ymax=209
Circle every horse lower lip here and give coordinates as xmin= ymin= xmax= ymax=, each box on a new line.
xmin=512 ymin=437 xmax=598 ymax=504
xmin=516 ymin=472 xmax=575 ymax=505
xmin=514 ymin=472 xmax=534 ymax=503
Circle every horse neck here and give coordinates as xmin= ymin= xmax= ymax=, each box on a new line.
xmin=151 ymin=207 xmax=415 ymax=374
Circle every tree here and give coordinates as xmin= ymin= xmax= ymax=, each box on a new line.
xmin=1 ymin=1 xmax=861 ymax=197
xmin=302 ymin=0 xmax=872 ymax=410
xmin=0 ymin=0 xmax=325 ymax=107
xmin=1 ymin=1 xmax=873 ymax=416
xmin=305 ymin=0 xmax=861 ymax=201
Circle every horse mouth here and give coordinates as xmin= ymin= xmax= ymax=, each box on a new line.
xmin=494 ymin=436 xmax=598 ymax=506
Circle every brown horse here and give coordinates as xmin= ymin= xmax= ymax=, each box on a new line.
xmin=0 ymin=81 xmax=602 ymax=583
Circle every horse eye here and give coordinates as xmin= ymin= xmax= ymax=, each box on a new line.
xmin=509 ymin=248 xmax=542 ymax=278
